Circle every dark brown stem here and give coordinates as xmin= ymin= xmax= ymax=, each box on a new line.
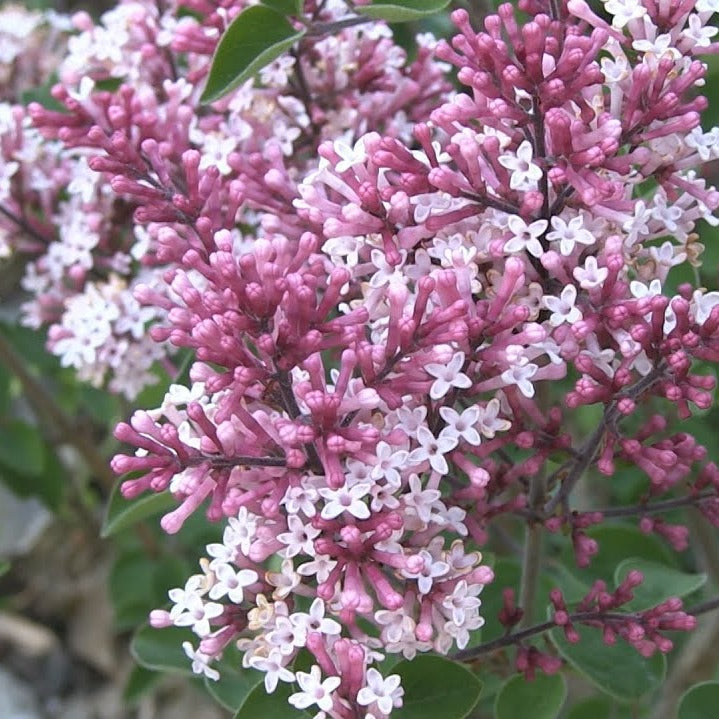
xmin=453 ymin=600 xmax=719 ymax=663
xmin=0 ymin=202 xmax=54 ymax=246
xmin=276 ymin=369 xmax=323 ymax=472
xmin=543 ymin=364 xmax=666 ymax=516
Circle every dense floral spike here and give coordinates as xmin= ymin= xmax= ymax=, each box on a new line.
xmin=2 ymin=0 xmax=716 ymax=715
xmin=2 ymin=0 xmax=449 ymax=398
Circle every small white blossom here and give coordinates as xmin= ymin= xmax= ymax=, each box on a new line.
xmin=403 ymin=549 xmax=450 ymax=595
xmin=289 ymin=665 xmax=341 ymax=713
xmin=546 ymin=214 xmax=595 ymax=256
xmin=208 ymin=564 xmax=258 ymax=603
xmin=249 ymin=649 xmax=295 ymax=693
xmin=357 ymin=668 xmax=404 ymax=715
xmin=603 ymin=0 xmax=646 ymax=27
xmin=426 ymin=352 xmax=472 ymax=400
xmin=334 ymin=136 xmax=366 ymax=173
xmin=277 ymin=515 xmax=322 ymax=558
xmin=408 ymin=427 xmax=459 ymax=476
xmin=543 ymin=285 xmax=583 ymax=326
xmin=504 ymin=215 xmax=548 ymax=258
xmin=476 ymin=398 xmax=511 ymax=438
xmin=171 ymin=595 xmax=224 ymax=637
xmin=501 ymin=358 xmax=539 ymax=398
xmin=291 ymin=597 xmax=342 ymax=636
xmin=183 ymin=642 xmax=220 ymax=681
xmin=692 ymin=290 xmax=719 ymax=324
xmin=498 ymin=140 xmax=543 ymax=190
xmin=403 ymin=473 xmax=442 ymax=524
xmin=573 ymin=256 xmax=609 ymax=289
xmin=319 ymin=482 xmax=371 ymax=520
xmin=438 ymin=406 xmax=481 ymax=446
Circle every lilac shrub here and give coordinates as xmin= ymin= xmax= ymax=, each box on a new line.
xmin=7 ymin=0 xmax=719 ymax=715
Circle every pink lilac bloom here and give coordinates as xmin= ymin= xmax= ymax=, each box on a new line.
xmin=90 ymin=0 xmax=719 ymax=715
xmin=2 ymin=0 xmax=450 ymax=398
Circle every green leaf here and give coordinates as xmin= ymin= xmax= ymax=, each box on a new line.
xmin=123 ymin=665 xmax=161 ymax=705
xmin=550 ymin=623 xmax=666 ymax=702
xmin=200 ymin=5 xmax=305 ymax=104
xmin=234 ymin=680 xmax=308 ymax=719
xmin=0 ymin=367 xmax=11 ymax=415
xmin=477 ymin=558 xmax=555 ymax=643
xmin=613 ymin=558 xmax=706 ymax=611
xmin=130 ymin=625 xmax=195 ymax=675
xmin=260 ymin=0 xmax=302 ymax=15
xmin=561 ymin=524 xmax=676 ymax=585
xmin=564 ymin=696 xmax=612 ymax=719
xmin=357 ymin=0 xmax=450 ymax=22
xmin=204 ymin=646 xmax=263 ymax=712
xmin=0 ymin=421 xmax=45 ymax=477
xmin=495 ymin=673 xmax=566 ymax=719
xmin=0 ymin=560 xmax=9 ymax=578
xmin=102 ymin=477 xmax=176 ymax=538
xmin=110 ymin=551 xmax=188 ymax=631
xmin=393 ymin=655 xmax=483 ymax=719
xmin=678 ymin=681 xmax=719 ymax=719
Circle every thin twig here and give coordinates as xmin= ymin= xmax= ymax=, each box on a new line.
xmin=453 ymin=599 xmax=719 ymax=663
xmin=543 ymin=365 xmax=666 ymax=516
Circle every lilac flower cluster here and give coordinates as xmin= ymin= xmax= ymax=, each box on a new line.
xmin=7 ymin=0 xmax=719 ymax=715
xmin=2 ymin=0 xmax=446 ymax=397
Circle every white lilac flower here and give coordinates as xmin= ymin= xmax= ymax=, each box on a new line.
xmin=288 ymin=665 xmax=341 ymax=713
xmin=603 ymin=0 xmax=646 ymax=27
xmin=438 ymin=405 xmax=482 ymax=446
xmin=357 ymin=668 xmax=404 ymax=715
xmin=498 ymin=140 xmax=543 ymax=190
xmin=290 ymin=597 xmax=342 ymax=636
xmin=403 ymin=473 xmax=442 ymax=524
xmin=403 ymin=549 xmax=450 ymax=595
xmin=249 ymin=649 xmax=295 ymax=693
xmin=171 ymin=594 xmax=224 ymax=637
xmin=573 ymin=256 xmax=609 ymax=289
xmin=476 ymin=398 xmax=511 ymax=438
xmin=504 ymin=215 xmax=548 ymax=258
xmin=319 ymin=482 xmax=372 ymax=519
xmin=543 ymin=285 xmax=583 ymax=326
xmin=425 ymin=351 xmax=472 ymax=400
xmin=546 ymin=214 xmax=595 ymax=256
xmin=408 ymin=426 xmax=459 ymax=476
xmin=277 ymin=514 xmax=322 ymax=558
xmin=501 ymin=358 xmax=539 ymax=398
xmin=183 ymin=642 xmax=220 ymax=681
xmin=207 ymin=564 xmax=258 ymax=603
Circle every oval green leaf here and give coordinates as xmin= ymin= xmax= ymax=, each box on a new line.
xmin=200 ymin=5 xmax=305 ymax=104
xmin=102 ymin=477 xmax=176 ymax=537
xmin=0 ymin=421 xmax=45 ymax=477
xmin=678 ymin=681 xmax=719 ymax=719
xmin=261 ymin=0 xmax=302 ymax=15
xmin=495 ymin=673 xmax=567 ymax=719
xmin=357 ymin=0 xmax=450 ymax=22
xmin=123 ymin=665 xmax=161 ymax=705
xmin=613 ymin=558 xmax=706 ymax=611
xmin=561 ymin=524 xmax=676 ymax=585
xmin=234 ymin=680 xmax=308 ymax=719
xmin=393 ymin=655 xmax=482 ymax=719
xmin=204 ymin=645 xmax=263 ymax=712
xmin=564 ymin=696 xmax=612 ymax=719
xmin=549 ymin=623 xmax=666 ymax=702
xmin=130 ymin=625 xmax=195 ymax=675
